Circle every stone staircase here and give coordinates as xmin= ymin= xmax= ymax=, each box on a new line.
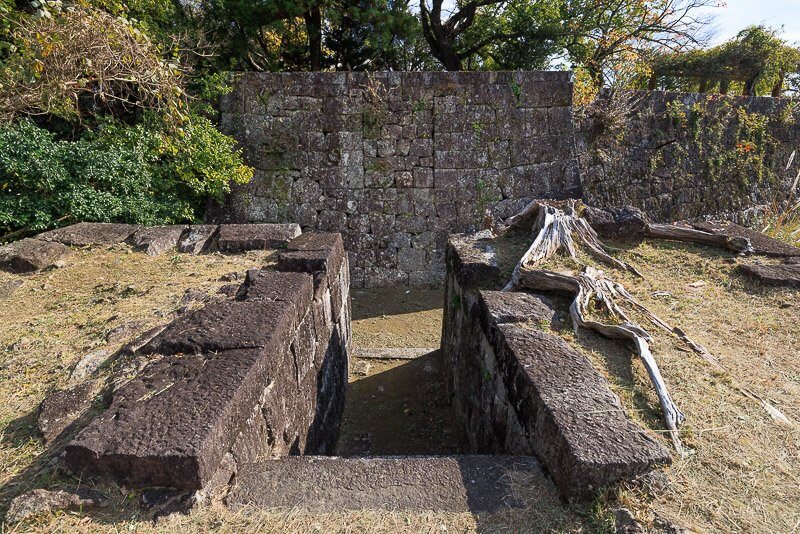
xmin=226 ymin=455 xmax=541 ymax=513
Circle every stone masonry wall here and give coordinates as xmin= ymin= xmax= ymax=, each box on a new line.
xmin=214 ymin=71 xmax=581 ymax=287
xmin=441 ymin=231 xmax=670 ymax=499
xmin=579 ymin=91 xmax=800 ymax=223
xmin=64 ymin=229 xmax=351 ymax=493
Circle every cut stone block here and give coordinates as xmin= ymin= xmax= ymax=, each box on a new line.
xmin=227 ymin=456 xmax=542 ymax=513
xmin=178 ymin=225 xmax=218 ymax=254
xmin=215 ymin=224 xmax=301 ymax=252
xmin=236 ymin=270 xmax=314 ymax=315
xmin=0 ymin=239 xmax=71 ymax=273
xmin=277 ymin=232 xmax=346 ymax=280
xmin=64 ymin=348 xmax=274 ymax=489
xmin=37 ymin=223 xmax=139 ymax=246
xmin=140 ymin=300 xmax=297 ymax=355
xmin=446 ymin=230 xmax=500 ymax=290
xmin=480 ymin=290 xmax=560 ymax=327
xmin=127 ymin=225 xmax=188 ymax=255
xmin=37 ymin=380 xmax=101 ymax=443
xmin=738 ymin=262 xmax=800 ymax=288
xmin=352 ymin=347 xmax=437 ymax=360
xmin=477 ymin=291 xmax=671 ymax=499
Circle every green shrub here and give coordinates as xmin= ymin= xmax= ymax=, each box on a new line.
xmin=0 ymin=116 xmax=252 ymax=238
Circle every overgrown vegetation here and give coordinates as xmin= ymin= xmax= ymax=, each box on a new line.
xmin=0 ymin=2 xmax=252 ymax=241
xmin=645 ymin=26 xmax=800 ymax=97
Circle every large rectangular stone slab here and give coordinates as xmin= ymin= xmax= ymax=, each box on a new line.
xmin=492 ymin=320 xmax=670 ymax=499
xmin=127 ymin=225 xmax=188 ymax=255
xmin=178 ymin=225 xmax=218 ymax=254
xmin=738 ymin=262 xmax=800 ymax=288
xmin=215 ymin=224 xmax=301 ymax=252
xmin=37 ymin=223 xmax=140 ymax=246
xmin=140 ymin=300 xmax=296 ymax=355
xmin=64 ymin=348 xmax=280 ymax=489
xmin=227 ymin=456 xmax=542 ymax=513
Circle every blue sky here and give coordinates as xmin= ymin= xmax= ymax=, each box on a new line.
xmin=702 ymin=0 xmax=800 ymax=44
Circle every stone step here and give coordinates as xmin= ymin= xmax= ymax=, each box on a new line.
xmin=352 ymin=347 xmax=438 ymax=360
xmin=226 ymin=455 xmax=541 ymax=513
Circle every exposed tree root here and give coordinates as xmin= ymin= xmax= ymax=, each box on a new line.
xmin=498 ymin=200 xmax=749 ymax=454
xmin=498 ymin=200 xmax=794 ymax=452
xmin=513 ymin=267 xmax=687 ymax=453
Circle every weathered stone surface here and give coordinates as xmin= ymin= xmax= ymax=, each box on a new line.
xmin=178 ymin=225 xmax=218 ymax=254
xmin=37 ymin=380 xmax=101 ymax=443
xmin=692 ymin=221 xmax=800 ymax=257
xmin=0 ymin=239 xmax=71 ymax=273
xmin=65 ymin=348 xmax=273 ymax=489
xmin=127 ymin=225 xmax=187 ymax=255
xmin=446 ymin=230 xmax=500 ymax=290
xmin=69 ymin=349 xmax=112 ymax=383
xmin=493 ymin=323 xmax=670 ymax=499
xmin=65 ymin=233 xmax=351 ymax=491
xmin=480 ymin=290 xmax=560 ymax=327
xmin=227 ymin=456 xmax=541 ymax=513
xmin=5 ymin=488 xmax=108 ymax=524
xmin=236 ymin=270 xmax=314 ymax=315
xmin=582 ymin=206 xmax=648 ymax=239
xmin=0 ymin=279 xmax=23 ymax=299
xmin=353 ymin=347 xmax=437 ymax=360
xmin=37 ymin=222 xmax=139 ymax=246
xmin=215 ymin=224 xmax=301 ymax=252
xmin=277 ymin=233 xmax=346 ymax=280
xmin=580 ymin=92 xmax=800 ymax=224
xmin=215 ymin=71 xmax=579 ymax=287
xmin=738 ymin=262 xmax=800 ymax=288
xmin=443 ymin=234 xmax=670 ymax=500
xmin=140 ymin=300 xmax=296 ymax=355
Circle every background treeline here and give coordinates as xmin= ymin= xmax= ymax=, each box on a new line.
xmin=1 ymin=0 xmax=798 ymax=240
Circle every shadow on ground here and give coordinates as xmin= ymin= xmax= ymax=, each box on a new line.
xmin=337 ymin=350 xmax=462 ymax=456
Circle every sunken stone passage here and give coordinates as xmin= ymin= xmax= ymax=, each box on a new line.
xmin=441 ymin=232 xmax=670 ymax=499
xmin=63 ymin=231 xmax=351 ymax=492
xmin=213 ymin=71 xmax=581 ymax=287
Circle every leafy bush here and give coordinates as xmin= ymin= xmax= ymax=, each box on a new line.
xmin=0 ymin=116 xmax=252 ymax=238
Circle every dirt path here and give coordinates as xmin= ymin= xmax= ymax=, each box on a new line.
xmin=339 ymin=288 xmax=462 ymax=456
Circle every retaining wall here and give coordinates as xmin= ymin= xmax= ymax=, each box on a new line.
xmin=579 ymin=91 xmax=800 ymax=223
xmin=213 ymin=71 xmax=581 ymax=287
xmin=63 ymin=228 xmax=351 ymax=493
xmin=441 ymin=231 xmax=670 ymax=499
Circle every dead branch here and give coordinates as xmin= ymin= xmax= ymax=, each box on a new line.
xmin=646 ymin=224 xmax=753 ymax=254
xmin=515 ymin=267 xmax=687 ymax=453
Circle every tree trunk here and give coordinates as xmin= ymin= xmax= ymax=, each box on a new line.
xmin=304 ymin=7 xmax=323 ymax=70
xmin=772 ymin=70 xmax=785 ymax=98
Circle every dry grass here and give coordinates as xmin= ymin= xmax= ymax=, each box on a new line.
xmin=2 ymin=239 xmax=798 ymax=532
xmin=556 ymin=240 xmax=800 ymax=533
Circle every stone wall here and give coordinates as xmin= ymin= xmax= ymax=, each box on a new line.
xmin=441 ymin=231 xmax=670 ymax=499
xmin=214 ymin=71 xmax=581 ymax=287
xmin=579 ymin=91 xmax=800 ymax=223
xmin=63 ymin=228 xmax=351 ymax=493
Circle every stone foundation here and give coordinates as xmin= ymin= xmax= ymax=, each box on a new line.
xmin=441 ymin=232 xmax=670 ymax=499
xmin=63 ymin=229 xmax=351 ymax=493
